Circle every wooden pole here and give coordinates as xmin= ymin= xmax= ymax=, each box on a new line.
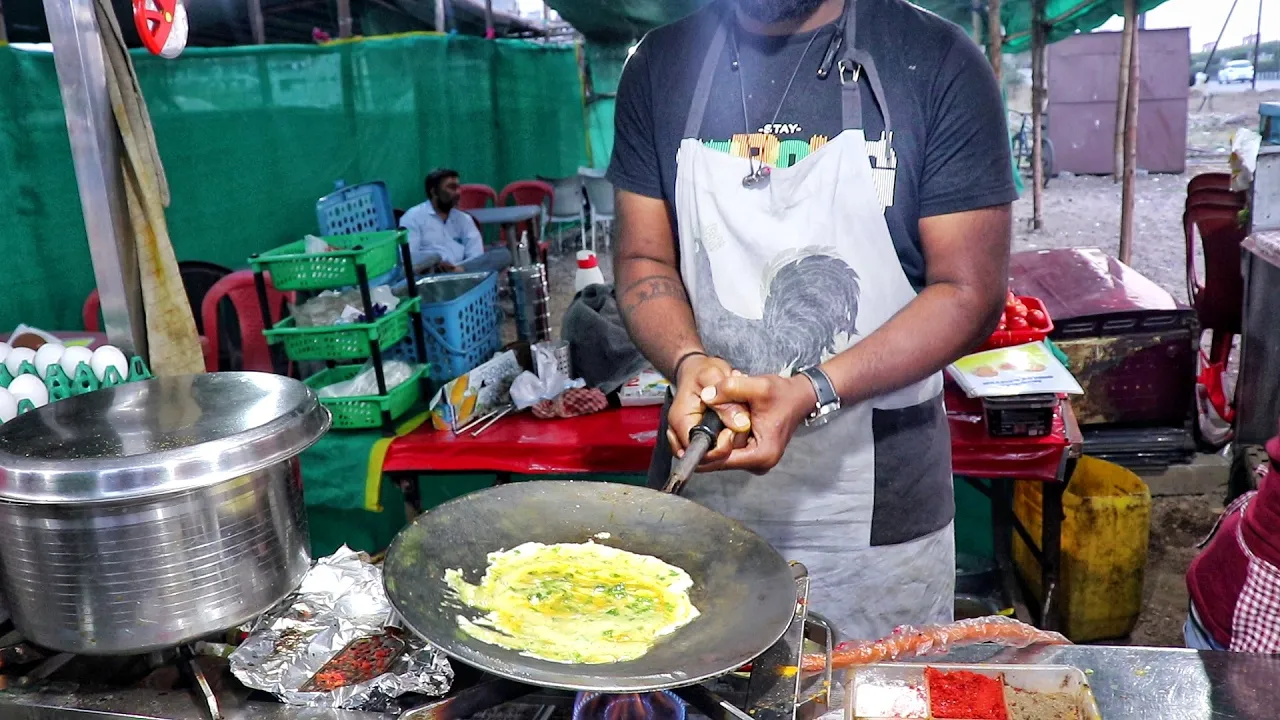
xmin=0 ymin=0 xmax=8 ymax=45
xmin=337 ymin=0 xmax=353 ymax=38
xmin=1030 ymin=0 xmax=1045 ymax=230
xmin=987 ymin=0 xmax=1003 ymax=83
xmin=1118 ymin=10 xmax=1141 ymax=266
xmin=1252 ymin=0 xmax=1265 ymax=92
xmin=248 ymin=0 xmax=266 ymax=44
xmin=485 ymin=0 xmax=495 ymax=39
xmin=1114 ymin=0 xmax=1136 ymax=181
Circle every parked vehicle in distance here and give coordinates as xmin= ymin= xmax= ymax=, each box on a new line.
xmin=1217 ymin=60 xmax=1255 ymax=85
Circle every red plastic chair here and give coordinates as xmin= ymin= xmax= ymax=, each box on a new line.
xmin=457 ymin=184 xmax=498 ymax=211
xmin=1186 ymin=187 xmax=1247 ymax=211
xmin=498 ymin=180 xmax=554 ymax=253
xmin=1187 ymin=172 xmax=1232 ymax=197
xmin=83 ymin=290 xmax=102 ymax=332
xmin=1185 ymin=203 xmax=1248 ymax=365
xmin=201 ymin=270 xmax=293 ymax=373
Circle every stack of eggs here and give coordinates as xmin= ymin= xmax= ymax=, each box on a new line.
xmin=0 ymin=335 xmax=139 ymax=425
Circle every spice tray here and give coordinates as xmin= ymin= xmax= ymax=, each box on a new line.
xmin=845 ymin=663 xmax=1101 ymax=720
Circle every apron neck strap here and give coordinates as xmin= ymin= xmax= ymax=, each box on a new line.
xmin=682 ymin=0 xmax=891 ymax=139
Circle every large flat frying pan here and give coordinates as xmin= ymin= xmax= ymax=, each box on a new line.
xmin=383 ymin=481 xmax=797 ymax=693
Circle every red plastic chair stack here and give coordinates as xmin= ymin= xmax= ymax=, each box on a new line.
xmin=498 ymin=180 xmax=554 ymax=257
xmin=200 ymin=270 xmax=294 ymax=373
xmin=1184 ymin=173 xmax=1248 ymax=366
xmin=457 ymin=184 xmax=498 ymax=211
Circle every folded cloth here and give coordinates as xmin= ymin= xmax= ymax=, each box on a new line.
xmin=561 ymin=284 xmax=649 ymax=394
xmin=532 ymin=388 xmax=609 ymax=420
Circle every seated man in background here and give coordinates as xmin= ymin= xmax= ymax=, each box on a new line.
xmin=1184 ymin=421 xmax=1280 ymax=652
xmin=399 ymin=168 xmax=512 ymax=277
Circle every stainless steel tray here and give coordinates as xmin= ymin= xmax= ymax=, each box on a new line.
xmin=844 ymin=663 xmax=1102 ymax=720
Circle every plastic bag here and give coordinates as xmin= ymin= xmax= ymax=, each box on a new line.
xmin=294 ymin=287 xmax=400 ymax=328
xmin=317 ymin=360 xmax=419 ymax=398
xmin=509 ymin=342 xmax=584 ymax=410
xmin=305 ymin=235 xmax=335 ymax=254
xmin=1230 ymin=128 xmax=1261 ymax=192
xmin=800 ymin=616 xmax=1070 ymax=672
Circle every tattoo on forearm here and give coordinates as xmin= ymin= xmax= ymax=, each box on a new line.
xmin=619 ymin=275 xmax=688 ymax=317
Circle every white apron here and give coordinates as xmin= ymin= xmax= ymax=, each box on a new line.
xmin=666 ymin=0 xmax=955 ymax=640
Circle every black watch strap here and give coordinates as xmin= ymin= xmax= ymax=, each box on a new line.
xmin=799 ymin=366 xmax=839 ymax=416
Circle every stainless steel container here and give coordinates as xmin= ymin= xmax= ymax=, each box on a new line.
xmin=0 ymin=372 xmax=331 ymax=655
xmin=510 ymin=263 xmax=551 ymax=343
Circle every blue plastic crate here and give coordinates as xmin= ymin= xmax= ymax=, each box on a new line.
xmin=1262 ymin=102 xmax=1280 ymax=146
xmin=389 ymin=271 xmax=503 ymax=383
xmin=317 ymin=181 xmax=395 ymax=235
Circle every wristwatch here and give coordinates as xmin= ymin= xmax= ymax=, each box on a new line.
xmin=797 ymin=366 xmax=841 ymax=427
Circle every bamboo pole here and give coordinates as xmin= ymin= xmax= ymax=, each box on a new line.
xmin=1118 ymin=8 xmax=1141 ymax=266
xmin=988 ymin=0 xmax=1003 ymax=83
xmin=1030 ymin=0 xmax=1045 ymax=230
xmin=248 ymin=0 xmax=266 ymax=44
xmin=1114 ymin=0 xmax=1136 ymax=181
xmin=0 ymin=0 xmax=8 ymax=44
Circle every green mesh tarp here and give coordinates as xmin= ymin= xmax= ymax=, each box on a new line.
xmin=0 ymin=34 xmax=587 ymax=333
xmin=554 ymin=0 xmax=1172 ymax=49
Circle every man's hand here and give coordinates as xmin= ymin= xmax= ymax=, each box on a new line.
xmin=438 ymin=262 xmax=463 ymax=274
xmin=699 ymin=374 xmax=817 ymax=474
xmin=667 ymin=355 xmax=751 ymax=464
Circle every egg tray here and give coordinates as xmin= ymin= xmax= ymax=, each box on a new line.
xmin=0 ymin=356 xmax=152 ymax=417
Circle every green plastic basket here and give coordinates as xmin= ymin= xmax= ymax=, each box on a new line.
xmin=305 ymin=364 xmax=427 ymax=430
xmin=250 ymin=231 xmax=406 ymax=292
xmin=265 ymin=297 xmax=420 ymax=362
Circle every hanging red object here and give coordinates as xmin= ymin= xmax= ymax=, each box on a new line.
xmin=133 ymin=0 xmax=188 ymax=58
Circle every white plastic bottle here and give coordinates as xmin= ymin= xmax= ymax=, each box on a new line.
xmin=575 ymin=251 xmax=606 ymax=292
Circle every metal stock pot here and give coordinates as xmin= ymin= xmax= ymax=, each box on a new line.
xmin=0 ymin=372 xmax=330 ymax=655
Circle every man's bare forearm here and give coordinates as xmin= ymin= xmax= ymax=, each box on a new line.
xmin=821 ymin=280 xmax=1002 ymax=404
xmin=614 ymin=256 xmax=704 ymax=379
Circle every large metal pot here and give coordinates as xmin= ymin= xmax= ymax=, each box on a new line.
xmin=0 ymin=372 xmax=330 ymax=655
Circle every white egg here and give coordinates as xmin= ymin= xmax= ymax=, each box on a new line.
xmin=0 ymin=388 xmax=16 ymax=423
xmin=7 ymin=374 xmax=49 ymax=409
xmin=59 ymin=346 xmax=95 ymax=380
xmin=0 ymin=342 xmax=11 ymax=365
xmin=90 ymin=345 xmax=130 ymax=383
xmin=4 ymin=347 xmax=36 ymax=377
xmin=33 ymin=343 xmax=66 ymax=378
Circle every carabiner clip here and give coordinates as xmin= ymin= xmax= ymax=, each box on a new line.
xmin=838 ymin=60 xmax=863 ymax=85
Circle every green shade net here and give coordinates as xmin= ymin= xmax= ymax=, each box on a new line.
xmin=0 ymin=34 xmax=587 ymax=333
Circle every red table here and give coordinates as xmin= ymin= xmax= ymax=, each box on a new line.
xmin=384 ymin=390 xmax=1082 ymax=630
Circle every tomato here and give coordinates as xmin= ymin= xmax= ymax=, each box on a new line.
xmin=1009 ymin=316 xmax=1030 ymax=330
xmin=1012 ymin=303 xmax=1028 ymax=319
xmin=997 ymin=321 xmax=1007 ymax=331
xmin=1028 ymin=309 xmax=1047 ymax=328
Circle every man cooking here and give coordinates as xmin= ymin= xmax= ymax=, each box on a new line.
xmin=609 ymin=0 xmax=1015 ymax=640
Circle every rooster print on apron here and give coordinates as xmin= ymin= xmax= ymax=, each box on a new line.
xmin=668 ymin=0 xmax=955 ymax=640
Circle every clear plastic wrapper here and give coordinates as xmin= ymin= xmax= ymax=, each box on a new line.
xmin=294 ymin=287 xmax=400 ymax=328
xmin=317 ymin=360 xmax=420 ymax=398
xmin=229 ymin=546 xmax=452 ymax=709
xmin=801 ymin=616 xmax=1070 ymax=672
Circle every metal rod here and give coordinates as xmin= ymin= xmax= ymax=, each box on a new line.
xmin=435 ymin=0 xmax=446 ymax=32
xmin=987 ymin=0 xmax=1003 ymax=83
xmin=248 ymin=0 xmax=266 ymax=44
xmin=455 ymin=405 xmax=505 ymax=434
xmin=1252 ymin=0 xmax=1265 ymax=92
xmin=337 ymin=0 xmax=353 ymax=38
xmin=1030 ymin=0 xmax=1045 ymax=231
xmin=43 ymin=0 xmax=147 ymax=359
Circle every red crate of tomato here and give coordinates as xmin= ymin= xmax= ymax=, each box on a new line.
xmin=980 ymin=292 xmax=1054 ymax=351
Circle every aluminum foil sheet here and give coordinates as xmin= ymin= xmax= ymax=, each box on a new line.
xmin=229 ymin=546 xmax=453 ymax=709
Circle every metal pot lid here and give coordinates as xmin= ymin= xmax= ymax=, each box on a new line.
xmin=0 ymin=372 xmax=331 ymax=504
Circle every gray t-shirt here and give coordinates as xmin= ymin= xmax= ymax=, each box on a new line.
xmin=607 ymin=0 xmax=1018 ymax=290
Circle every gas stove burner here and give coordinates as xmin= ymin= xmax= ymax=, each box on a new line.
xmin=573 ymin=692 xmax=686 ymax=720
